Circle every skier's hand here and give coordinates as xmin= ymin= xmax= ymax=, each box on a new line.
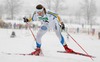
xmin=23 ymin=17 xmax=29 ymax=22
xmin=60 ymin=22 xmax=65 ymax=30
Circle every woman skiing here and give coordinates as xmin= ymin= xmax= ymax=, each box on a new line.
xmin=23 ymin=4 xmax=74 ymax=56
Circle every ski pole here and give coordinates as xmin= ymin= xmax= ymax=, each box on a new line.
xmin=26 ymin=22 xmax=36 ymax=41
xmin=66 ymin=32 xmax=94 ymax=61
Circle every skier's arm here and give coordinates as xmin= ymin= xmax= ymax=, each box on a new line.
xmin=23 ymin=11 xmax=37 ymax=22
xmin=57 ymin=15 xmax=63 ymax=24
xmin=48 ymin=11 xmax=65 ymax=30
xmin=56 ymin=15 xmax=65 ymax=30
xmin=32 ymin=11 xmax=37 ymax=21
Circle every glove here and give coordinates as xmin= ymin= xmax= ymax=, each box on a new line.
xmin=60 ymin=22 xmax=65 ymax=30
xmin=23 ymin=17 xmax=29 ymax=22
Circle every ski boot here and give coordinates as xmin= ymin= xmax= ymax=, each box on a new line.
xmin=30 ymin=48 xmax=41 ymax=56
xmin=64 ymin=44 xmax=74 ymax=53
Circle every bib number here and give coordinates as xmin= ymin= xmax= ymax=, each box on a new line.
xmin=38 ymin=17 xmax=49 ymax=22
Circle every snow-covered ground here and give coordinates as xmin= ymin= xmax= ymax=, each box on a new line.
xmin=0 ymin=28 xmax=100 ymax=62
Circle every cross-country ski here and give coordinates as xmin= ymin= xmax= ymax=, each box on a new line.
xmin=1 ymin=52 xmax=32 ymax=56
xmin=57 ymin=51 xmax=95 ymax=58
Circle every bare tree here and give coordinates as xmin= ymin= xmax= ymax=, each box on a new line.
xmin=54 ymin=0 xmax=59 ymax=13
xmin=4 ymin=0 xmax=22 ymax=20
xmin=39 ymin=0 xmax=52 ymax=10
xmin=81 ymin=0 xmax=97 ymax=27
xmin=39 ymin=0 xmax=67 ymax=14
xmin=75 ymin=9 xmax=82 ymax=24
xmin=53 ymin=0 xmax=67 ymax=14
xmin=0 ymin=4 xmax=4 ymax=19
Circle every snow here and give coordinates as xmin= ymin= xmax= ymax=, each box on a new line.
xmin=0 ymin=28 xmax=100 ymax=62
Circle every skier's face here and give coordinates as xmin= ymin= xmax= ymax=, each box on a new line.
xmin=37 ymin=11 xmax=44 ymax=16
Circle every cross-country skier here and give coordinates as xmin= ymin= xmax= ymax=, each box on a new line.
xmin=23 ymin=4 xmax=74 ymax=56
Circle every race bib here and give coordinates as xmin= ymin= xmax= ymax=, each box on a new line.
xmin=38 ymin=17 xmax=48 ymax=22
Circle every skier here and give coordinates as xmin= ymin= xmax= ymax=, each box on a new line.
xmin=23 ymin=4 xmax=74 ymax=56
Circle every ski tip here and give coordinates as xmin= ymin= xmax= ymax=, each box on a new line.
xmin=91 ymin=56 xmax=96 ymax=58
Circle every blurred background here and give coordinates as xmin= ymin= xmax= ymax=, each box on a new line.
xmin=0 ymin=0 xmax=100 ymax=39
xmin=0 ymin=0 xmax=100 ymax=24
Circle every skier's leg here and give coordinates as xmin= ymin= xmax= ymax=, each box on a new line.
xmin=53 ymin=23 xmax=66 ymax=46
xmin=30 ymin=25 xmax=48 ymax=55
xmin=53 ymin=23 xmax=74 ymax=53
xmin=36 ymin=25 xmax=48 ymax=48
